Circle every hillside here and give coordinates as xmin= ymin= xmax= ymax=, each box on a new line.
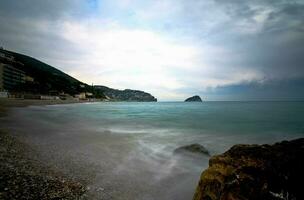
xmin=0 ymin=49 xmax=92 ymax=95
xmin=0 ymin=49 xmax=157 ymax=101
xmin=95 ymin=85 xmax=157 ymax=102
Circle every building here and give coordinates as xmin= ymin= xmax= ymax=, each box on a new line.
xmin=0 ymin=52 xmax=14 ymax=61
xmin=0 ymin=63 xmax=26 ymax=91
xmin=0 ymin=91 xmax=8 ymax=98
xmin=25 ymin=75 xmax=34 ymax=82
xmin=85 ymin=92 xmax=93 ymax=97
xmin=75 ymin=92 xmax=86 ymax=100
xmin=59 ymin=92 xmax=74 ymax=100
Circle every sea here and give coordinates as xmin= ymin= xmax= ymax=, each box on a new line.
xmin=2 ymin=101 xmax=304 ymax=200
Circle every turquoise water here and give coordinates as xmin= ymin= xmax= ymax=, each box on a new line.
xmin=3 ymin=101 xmax=304 ymax=200
xmin=79 ymin=101 xmax=304 ymax=135
xmin=18 ymin=101 xmax=303 ymax=147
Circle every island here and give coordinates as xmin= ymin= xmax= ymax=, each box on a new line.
xmin=185 ymin=95 xmax=202 ymax=102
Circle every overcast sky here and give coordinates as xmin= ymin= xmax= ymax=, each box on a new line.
xmin=0 ymin=0 xmax=303 ymax=100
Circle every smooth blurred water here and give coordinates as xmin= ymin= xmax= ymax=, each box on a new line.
xmin=2 ymin=101 xmax=304 ymax=200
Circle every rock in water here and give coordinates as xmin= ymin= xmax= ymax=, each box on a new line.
xmin=174 ymin=144 xmax=210 ymax=156
xmin=193 ymin=138 xmax=304 ymax=200
xmin=185 ymin=95 xmax=202 ymax=102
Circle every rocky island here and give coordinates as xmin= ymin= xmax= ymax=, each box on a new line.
xmin=185 ymin=95 xmax=202 ymax=102
xmin=193 ymin=138 xmax=304 ymax=200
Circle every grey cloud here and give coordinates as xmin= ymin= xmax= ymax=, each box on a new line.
xmin=0 ymin=0 xmax=89 ymax=20
xmin=104 ymin=0 xmax=304 ymax=84
xmin=183 ymin=0 xmax=304 ymax=80
xmin=0 ymin=18 xmax=83 ymax=73
xmin=0 ymin=0 xmax=90 ymax=70
xmin=265 ymin=4 xmax=304 ymax=33
xmin=202 ymin=78 xmax=304 ymax=101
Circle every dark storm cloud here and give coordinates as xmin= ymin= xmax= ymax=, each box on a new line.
xmin=204 ymin=78 xmax=304 ymax=101
xmin=243 ymin=2 xmax=304 ymax=80
xmin=202 ymin=0 xmax=304 ymax=80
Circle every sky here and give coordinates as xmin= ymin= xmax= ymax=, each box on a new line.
xmin=0 ymin=0 xmax=304 ymax=101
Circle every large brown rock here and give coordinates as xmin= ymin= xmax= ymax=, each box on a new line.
xmin=193 ymin=138 xmax=304 ymax=200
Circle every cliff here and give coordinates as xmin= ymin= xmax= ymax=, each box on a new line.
xmin=193 ymin=138 xmax=304 ymax=200
xmin=94 ymin=85 xmax=157 ymax=102
xmin=185 ymin=95 xmax=202 ymax=102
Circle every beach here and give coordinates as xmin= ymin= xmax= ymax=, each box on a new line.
xmin=0 ymin=130 xmax=86 ymax=199
xmin=0 ymin=99 xmax=92 ymax=199
xmin=0 ymin=98 xmax=95 ymax=116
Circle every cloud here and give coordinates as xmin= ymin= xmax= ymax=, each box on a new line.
xmin=59 ymin=20 xmax=200 ymax=90
xmin=0 ymin=0 xmax=303 ymax=100
xmin=57 ymin=20 xmax=266 ymax=95
xmin=0 ymin=0 xmax=84 ymax=20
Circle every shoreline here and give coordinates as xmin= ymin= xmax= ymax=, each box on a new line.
xmin=0 ymin=98 xmax=100 ymax=117
xmin=0 ymin=99 xmax=90 ymax=199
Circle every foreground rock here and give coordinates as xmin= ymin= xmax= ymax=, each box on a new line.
xmin=174 ymin=144 xmax=210 ymax=156
xmin=193 ymin=138 xmax=304 ymax=200
xmin=185 ymin=95 xmax=202 ymax=102
xmin=0 ymin=130 xmax=87 ymax=200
